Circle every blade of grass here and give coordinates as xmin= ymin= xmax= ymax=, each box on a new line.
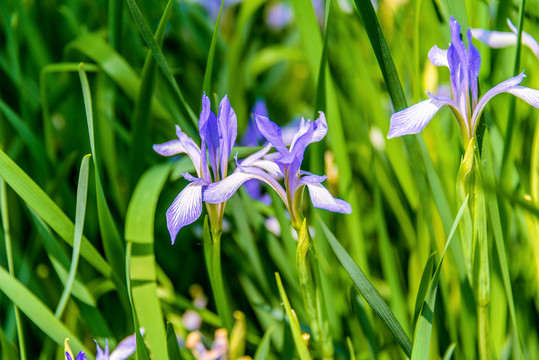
xmin=166 ymin=323 xmax=183 ymax=360
xmin=78 ymin=63 xmax=127 ymax=291
xmin=254 ymin=326 xmax=275 ymax=360
xmin=126 ymin=163 xmax=172 ymax=360
xmin=411 ymin=195 xmax=468 ymax=360
xmin=1 ymin=179 xmax=26 ymax=360
xmin=129 ymin=0 xmax=174 ymax=189
xmin=321 ymin=218 xmax=413 ymax=357
xmin=126 ymin=0 xmax=198 ymax=130
xmin=275 ymin=272 xmax=313 ymax=360
xmin=0 ymin=148 xmax=111 ymax=277
xmin=54 ymin=154 xmax=91 ymax=319
xmin=0 ymin=266 xmax=93 ymax=359
xmin=202 ymin=0 xmax=223 ymax=96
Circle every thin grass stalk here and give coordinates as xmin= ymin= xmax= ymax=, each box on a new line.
xmin=210 ymin=222 xmax=233 ymax=331
xmin=1 ymin=179 xmax=27 ymax=360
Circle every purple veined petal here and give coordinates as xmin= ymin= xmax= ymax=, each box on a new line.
xmin=289 ymin=118 xmax=310 ymax=151
xmin=507 ymin=18 xmax=539 ymax=59
xmin=217 ymin=95 xmax=237 ymax=178
xmin=428 ymin=45 xmax=449 ymax=67
xmin=471 ymin=72 xmax=526 ymax=130
xmin=166 ymin=180 xmax=206 ymax=244
xmin=506 ymin=86 xmax=539 ymax=107
xmin=248 ymin=159 xmax=284 ymax=178
xmin=299 ymin=176 xmax=352 ymax=214
xmin=109 ymin=329 xmax=145 ymax=360
xmin=471 ymin=28 xmax=517 ymax=48
xmin=311 ymin=112 xmax=328 ymax=143
xmin=203 ymin=167 xmax=288 ymax=208
xmin=387 ymin=97 xmax=455 ymax=138
xmin=175 ymin=125 xmax=204 ymax=177
xmin=199 ymin=93 xmax=220 ymax=180
xmin=467 ymin=29 xmax=481 ymax=106
xmin=254 ymin=113 xmax=291 ymax=159
xmin=153 ymin=140 xmax=186 ymax=157
xmin=95 ymin=339 xmax=109 ymax=360
xmin=288 ymin=120 xmax=315 ymax=165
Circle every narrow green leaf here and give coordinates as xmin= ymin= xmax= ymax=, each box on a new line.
xmin=202 ymin=0 xmax=223 ymax=95
xmin=78 ymin=64 xmax=127 ymax=291
xmin=126 ymin=163 xmax=172 ymax=360
xmin=0 ymin=326 xmax=18 ymax=360
xmin=129 ymin=0 xmax=174 ymax=188
xmin=126 ymin=0 xmax=198 ymax=130
xmin=442 ymin=344 xmax=457 ymax=360
xmin=320 ymin=219 xmax=412 ymax=357
xmin=254 ymin=326 xmax=275 ymax=360
xmin=0 ymin=148 xmax=111 ymax=277
xmin=55 ymin=154 xmax=91 ymax=319
xmin=275 ymin=272 xmax=313 ymax=360
xmin=411 ymin=196 xmax=468 ymax=360
xmin=0 ymin=266 xmax=93 ymax=359
xmin=166 ymin=323 xmax=183 ymax=360
xmin=351 ymin=291 xmax=378 ymax=359
xmin=412 ymin=253 xmax=435 ymax=330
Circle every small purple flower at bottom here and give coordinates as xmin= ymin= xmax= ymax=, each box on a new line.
xmin=95 ymin=329 xmax=145 ymax=360
xmin=203 ymin=111 xmax=351 ymax=230
xmin=388 ymin=16 xmax=539 ymax=143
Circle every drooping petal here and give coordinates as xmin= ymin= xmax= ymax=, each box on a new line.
xmin=507 ymin=86 xmax=539 ymax=107
xmin=467 ymin=29 xmax=481 ymax=106
xmin=199 ymin=93 xmax=219 ymax=179
xmin=217 ymin=95 xmax=237 ymax=178
xmin=153 ymin=140 xmax=185 ymax=156
xmin=110 ymin=329 xmax=144 ymax=360
xmin=471 ymin=28 xmax=517 ymax=48
xmin=507 ymin=18 xmax=539 ymax=59
xmin=471 ymin=72 xmax=526 ymax=129
xmin=241 ymin=144 xmax=272 ymax=166
xmin=166 ymin=179 xmax=205 ymax=244
xmin=311 ymin=112 xmax=328 ymax=143
xmin=176 ymin=125 xmax=204 ymax=177
xmin=428 ymin=45 xmax=449 ymax=67
xmin=203 ymin=167 xmax=287 ymax=207
xmin=299 ymin=175 xmax=352 ymax=214
xmin=254 ymin=113 xmax=291 ymax=159
xmin=387 ymin=97 xmax=454 ymax=138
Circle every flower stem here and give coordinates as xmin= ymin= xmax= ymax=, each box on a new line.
xmin=210 ymin=225 xmax=233 ymax=331
xmin=296 ymin=219 xmax=334 ymax=360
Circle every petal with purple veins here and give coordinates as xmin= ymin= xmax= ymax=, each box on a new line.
xmin=299 ymin=175 xmax=352 ymax=214
xmin=166 ymin=180 xmax=205 ymax=244
xmin=254 ymin=114 xmax=291 ymax=159
xmin=153 ymin=140 xmax=185 ymax=157
xmin=217 ymin=95 xmax=237 ymax=178
xmin=109 ymin=330 xmax=144 ymax=360
xmin=428 ymin=45 xmax=449 ymax=67
xmin=388 ymin=97 xmax=454 ymax=138
xmin=199 ymin=93 xmax=220 ymax=179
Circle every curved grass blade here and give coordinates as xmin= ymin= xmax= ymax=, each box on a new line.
xmin=78 ymin=64 xmax=126 ymax=289
xmin=126 ymin=0 xmax=198 ymax=130
xmin=202 ymin=0 xmax=223 ymax=96
xmin=129 ymin=0 xmax=174 ymax=189
xmin=411 ymin=196 xmax=468 ymax=360
xmin=54 ymin=154 xmax=90 ymax=319
xmin=0 ymin=148 xmax=111 ymax=277
xmin=1 ymin=179 xmax=26 ymax=360
xmin=167 ymin=323 xmax=183 ymax=360
xmin=412 ymin=253 xmax=435 ymax=330
xmin=254 ymin=326 xmax=275 ymax=360
xmin=275 ymin=272 xmax=312 ymax=360
xmin=0 ymin=266 xmax=93 ymax=359
xmin=320 ymin=218 xmax=412 ymax=357
xmin=442 ymin=343 xmax=457 ymax=360
xmin=126 ymin=163 xmax=172 ymax=360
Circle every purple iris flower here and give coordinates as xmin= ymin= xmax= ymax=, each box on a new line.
xmin=154 ymin=93 xmax=237 ymax=243
xmin=66 ymin=351 xmax=86 ymax=360
xmin=203 ymin=112 xmax=351 ymax=230
xmin=95 ymin=330 xmax=144 ymax=360
xmin=388 ymin=16 xmax=539 ymax=143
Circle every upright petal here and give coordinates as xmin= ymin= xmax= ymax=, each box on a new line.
xmin=217 ymin=95 xmax=237 ymax=178
xmin=254 ymin=113 xmax=290 ymax=159
xmin=311 ymin=112 xmax=328 ymax=143
xmin=471 ymin=72 xmax=526 ymax=129
xmin=387 ymin=98 xmax=454 ymax=138
xmin=166 ymin=178 xmax=205 ymax=244
xmin=76 ymin=353 xmax=87 ymax=360
xmin=109 ymin=330 xmax=144 ymax=360
xmin=199 ymin=93 xmax=219 ymax=179
xmin=467 ymin=29 xmax=481 ymax=106
xmin=428 ymin=45 xmax=449 ymax=67
xmin=95 ymin=340 xmax=109 ymax=360
xmin=299 ymin=175 xmax=352 ymax=214
xmin=203 ymin=168 xmax=287 ymax=207
xmin=289 ymin=120 xmax=315 ymax=165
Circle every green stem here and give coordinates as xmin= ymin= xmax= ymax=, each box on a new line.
xmin=296 ymin=219 xmax=333 ymax=360
xmin=211 ymin=227 xmax=232 ymax=331
xmin=1 ymin=179 xmax=27 ymax=360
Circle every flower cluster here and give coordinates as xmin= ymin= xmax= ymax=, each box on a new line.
xmin=153 ymin=95 xmax=351 ymax=241
xmin=388 ymin=16 xmax=539 ymax=143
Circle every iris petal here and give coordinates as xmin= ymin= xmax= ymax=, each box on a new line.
xmin=152 ymin=140 xmax=184 ymax=157
xmin=299 ymin=176 xmax=352 ymax=214
xmin=109 ymin=330 xmax=143 ymax=360
xmin=217 ymin=95 xmax=237 ymax=178
xmin=199 ymin=93 xmax=219 ymax=179
xmin=166 ymin=180 xmax=205 ymax=244
xmin=428 ymin=45 xmax=449 ymax=67
xmin=254 ymin=113 xmax=290 ymax=159
xmin=388 ymin=98 xmax=453 ymax=138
